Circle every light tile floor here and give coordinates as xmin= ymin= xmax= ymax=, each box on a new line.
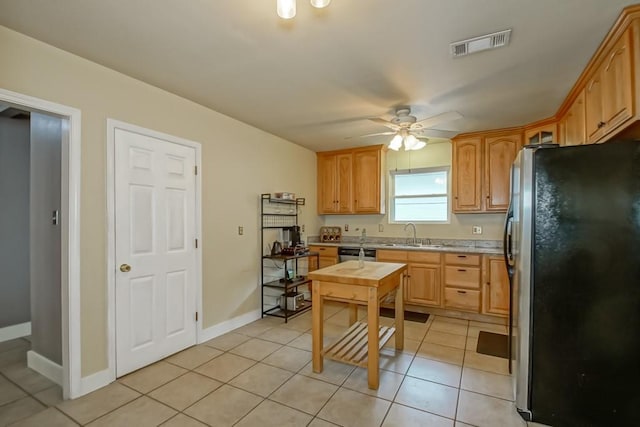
xmin=0 ymin=303 xmax=526 ymax=426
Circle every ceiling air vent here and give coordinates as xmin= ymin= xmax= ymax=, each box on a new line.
xmin=450 ymin=29 xmax=512 ymax=58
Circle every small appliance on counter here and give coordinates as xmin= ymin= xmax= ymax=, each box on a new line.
xmin=319 ymin=226 xmax=341 ymax=242
xmin=280 ymin=292 xmax=304 ymax=311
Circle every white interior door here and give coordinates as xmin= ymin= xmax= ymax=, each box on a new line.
xmin=115 ymin=128 xmax=197 ymax=376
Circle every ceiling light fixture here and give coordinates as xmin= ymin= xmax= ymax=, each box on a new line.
xmin=277 ymin=0 xmax=331 ymax=19
xmin=388 ymin=130 xmax=427 ymax=151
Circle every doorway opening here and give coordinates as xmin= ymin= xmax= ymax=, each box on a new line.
xmin=0 ymin=88 xmax=81 ymax=399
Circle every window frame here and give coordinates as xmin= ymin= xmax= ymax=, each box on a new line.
xmin=388 ymin=166 xmax=450 ymax=224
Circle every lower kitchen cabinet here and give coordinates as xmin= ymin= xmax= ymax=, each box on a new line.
xmin=482 ymin=255 xmax=510 ymax=316
xmin=375 ymin=248 xmax=511 ymax=317
xmin=377 ymin=249 xmax=442 ymax=308
xmin=308 ymin=245 xmax=339 ymax=270
xmin=444 ymin=253 xmax=481 ymax=312
xmin=406 ymin=264 xmax=441 ymax=306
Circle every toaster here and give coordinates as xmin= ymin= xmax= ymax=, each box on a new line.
xmin=280 ymin=292 xmax=305 ymax=311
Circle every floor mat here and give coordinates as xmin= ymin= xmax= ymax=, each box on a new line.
xmin=476 ymin=331 xmax=509 ymax=359
xmin=379 ymin=307 xmax=429 ymax=323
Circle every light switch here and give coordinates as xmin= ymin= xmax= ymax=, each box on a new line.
xmin=238 ymin=226 xmax=244 ymax=235
xmin=344 ymin=224 xmax=349 ymax=231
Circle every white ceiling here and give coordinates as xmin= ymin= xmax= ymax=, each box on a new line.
xmin=0 ymin=0 xmax=636 ymax=151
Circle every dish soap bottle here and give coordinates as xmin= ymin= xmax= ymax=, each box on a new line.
xmin=358 ymin=247 xmax=365 ymax=268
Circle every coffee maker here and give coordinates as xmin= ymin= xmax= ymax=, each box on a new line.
xmin=282 ymin=225 xmax=302 ymax=248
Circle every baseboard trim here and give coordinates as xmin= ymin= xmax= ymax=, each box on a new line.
xmin=0 ymin=322 xmax=31 ymax=343
xmin=27 ymin=350 xmax=63 ymax=386
xmin=199 ymin=309 xmax=261 ymax=343
xmin=79 ymin=368 xmax=114 ymax=397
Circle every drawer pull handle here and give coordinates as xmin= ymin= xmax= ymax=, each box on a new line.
xmin=457 ymin=290 xmax=467 ymax=294
xmin=457 ymin=255 xmax=467 ymax=258
xmin=457 ymin=269 xmax=467 ymax=272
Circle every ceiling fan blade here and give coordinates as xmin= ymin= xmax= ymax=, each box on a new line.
xmin=345 ymin=131 xmax=396 ymax=140
xmin=412 ymin=111 xmax=463 ymax=129
xmin=368 ymin=118 xmax=401 ymax=131
xmin=412 ymin=128 xmax=459 ymax=139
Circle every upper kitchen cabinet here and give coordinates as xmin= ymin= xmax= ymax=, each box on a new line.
xmin=317 ymin=152 xmax=352 ymax=213
xmin=524 ymin=121 xmax=557 ymax=146
xmin=559 ymin=89 xmax=586 ymax=146
xmin=484 ymin=133 xmax=521 ymax=211
xmin=584 ymin=28 xmax=632 ymax=143
xmin=317 ymin=145 xmax=386 ymax=215
xmin=452 ymin=137 xmax=482 ymax=212
xmin=452 ymin=131 xmax=521 ymax=213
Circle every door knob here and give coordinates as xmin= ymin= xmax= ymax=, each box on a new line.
xmin=120 ymin=264 xmax=132 ymax=272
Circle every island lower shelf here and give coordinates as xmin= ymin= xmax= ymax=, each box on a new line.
xmin=322 ymin=321 xmax=396 ymax=367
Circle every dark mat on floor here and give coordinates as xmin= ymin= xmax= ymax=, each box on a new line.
xmin=379 ymin=307 xmax=429 ymax=323
xmin=477 ymin=331 xmax=509 ymax=359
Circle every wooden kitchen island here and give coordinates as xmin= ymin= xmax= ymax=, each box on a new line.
xmin=308 ymin=260 xmax=408 ymax=389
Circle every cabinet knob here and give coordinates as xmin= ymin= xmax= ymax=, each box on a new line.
xmin=597 ymin=121 xmax=606 ymax=129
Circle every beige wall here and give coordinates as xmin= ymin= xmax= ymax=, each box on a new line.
xmin=0 ymin=26 xmax=320 ymax=376
xmin=322 ymin=140 xmax=506 ymax=241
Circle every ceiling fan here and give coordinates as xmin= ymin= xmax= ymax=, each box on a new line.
xmin=356 ymin=107 xmax=463 ymax=151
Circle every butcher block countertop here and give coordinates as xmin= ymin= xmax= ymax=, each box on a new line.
xmin=307 ymin=260 xmax=407 ymax=287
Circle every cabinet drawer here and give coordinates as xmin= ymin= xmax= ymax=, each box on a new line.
xmin=445 ymin=266 xmax=480 ymax=289
xmin=407 ymin=251 xmax=441 ymax=264
xmin=376 ymin=249 xmax=407 ymax=262
xmin=444 ymin=253 xmax=480 ymax=266
xmin=444 ymin=288 xmax=480 ymax=312
xmin=309 ymin=246 xmax=338 ymax=257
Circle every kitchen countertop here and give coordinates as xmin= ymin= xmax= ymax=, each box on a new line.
xmin=307 ymin=241 xmax=503 ymax=255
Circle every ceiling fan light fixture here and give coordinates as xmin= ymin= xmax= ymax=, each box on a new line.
xmin=404 ymin=134 xmax=418 ymax=151
xmin=389 ymin=134 xmax=403 ymax=151
xmin=277 ymin=0 xmax=296 ymax=19
xmin=310 ymin=0 xmax=331 ymax=8
xmin=411 ymin=140 xmax=427 ymax=150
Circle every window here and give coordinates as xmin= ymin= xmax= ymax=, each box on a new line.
xmin=390 ymin=167 xmax=449 ymax=222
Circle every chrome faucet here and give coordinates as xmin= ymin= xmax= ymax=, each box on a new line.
xmin=404 ymin=222 xmax=417 ymax=245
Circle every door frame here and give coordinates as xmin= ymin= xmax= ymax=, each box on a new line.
xmin=106 ymin=119 xmax=202 ymax=380
xmin=0 ymin=88 xmax=82 ymax=399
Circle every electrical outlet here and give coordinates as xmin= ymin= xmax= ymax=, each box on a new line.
xmin=472 ymin=225 xmax=482 ymax=235
xmin=238 ymin=226 xmax=244 ymax=235
xmin=344 ymin=224 xmax=349 ymax=231
xmin=378 ymin=224 xmax=384 ymax=232
xmin=301 ymin=224 xmax=305 ymax=232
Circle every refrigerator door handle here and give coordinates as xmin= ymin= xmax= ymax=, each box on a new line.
xmin=503 ymin=205 xmax=514 ymax=278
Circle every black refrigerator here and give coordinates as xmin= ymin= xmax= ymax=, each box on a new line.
xmin=504 ymin=140 xmax=640 ymax=426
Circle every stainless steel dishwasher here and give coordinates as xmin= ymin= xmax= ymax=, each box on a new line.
xmin=338 ymin=247 xmax=376 ymax=262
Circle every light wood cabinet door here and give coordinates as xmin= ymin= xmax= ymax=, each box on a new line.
xmin=585 ymin=71 xmax=605 ymax=143
xmin=336 ymin=153 xmax=353 ymax=213
xmin=317 ymin=154 xmax=338 ymax=213
xmin=484 ymin=134 xmax=520 ymax=211
xmin=524 ymin=123 xmax=556 ymax=145
xmin=353 ymin=148 xmax=381 ymax=213
xmin=407 ymin=263 xmax=441 ymax=307
xmin=561 ymin=89 xmax=586 ymax=146
xmin=308 ymin=246 xmax=338 ymax=270
xmin=601 ymin=28 xmax=633 ymax=132
xmin=452 ymin=138 xmax=482 ymax=212
xmin=482 ymin=256 xmax=510 ymax=316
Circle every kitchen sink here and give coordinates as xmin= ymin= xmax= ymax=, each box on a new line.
xmin=381 ymin=243 xmax=443 ymax=249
